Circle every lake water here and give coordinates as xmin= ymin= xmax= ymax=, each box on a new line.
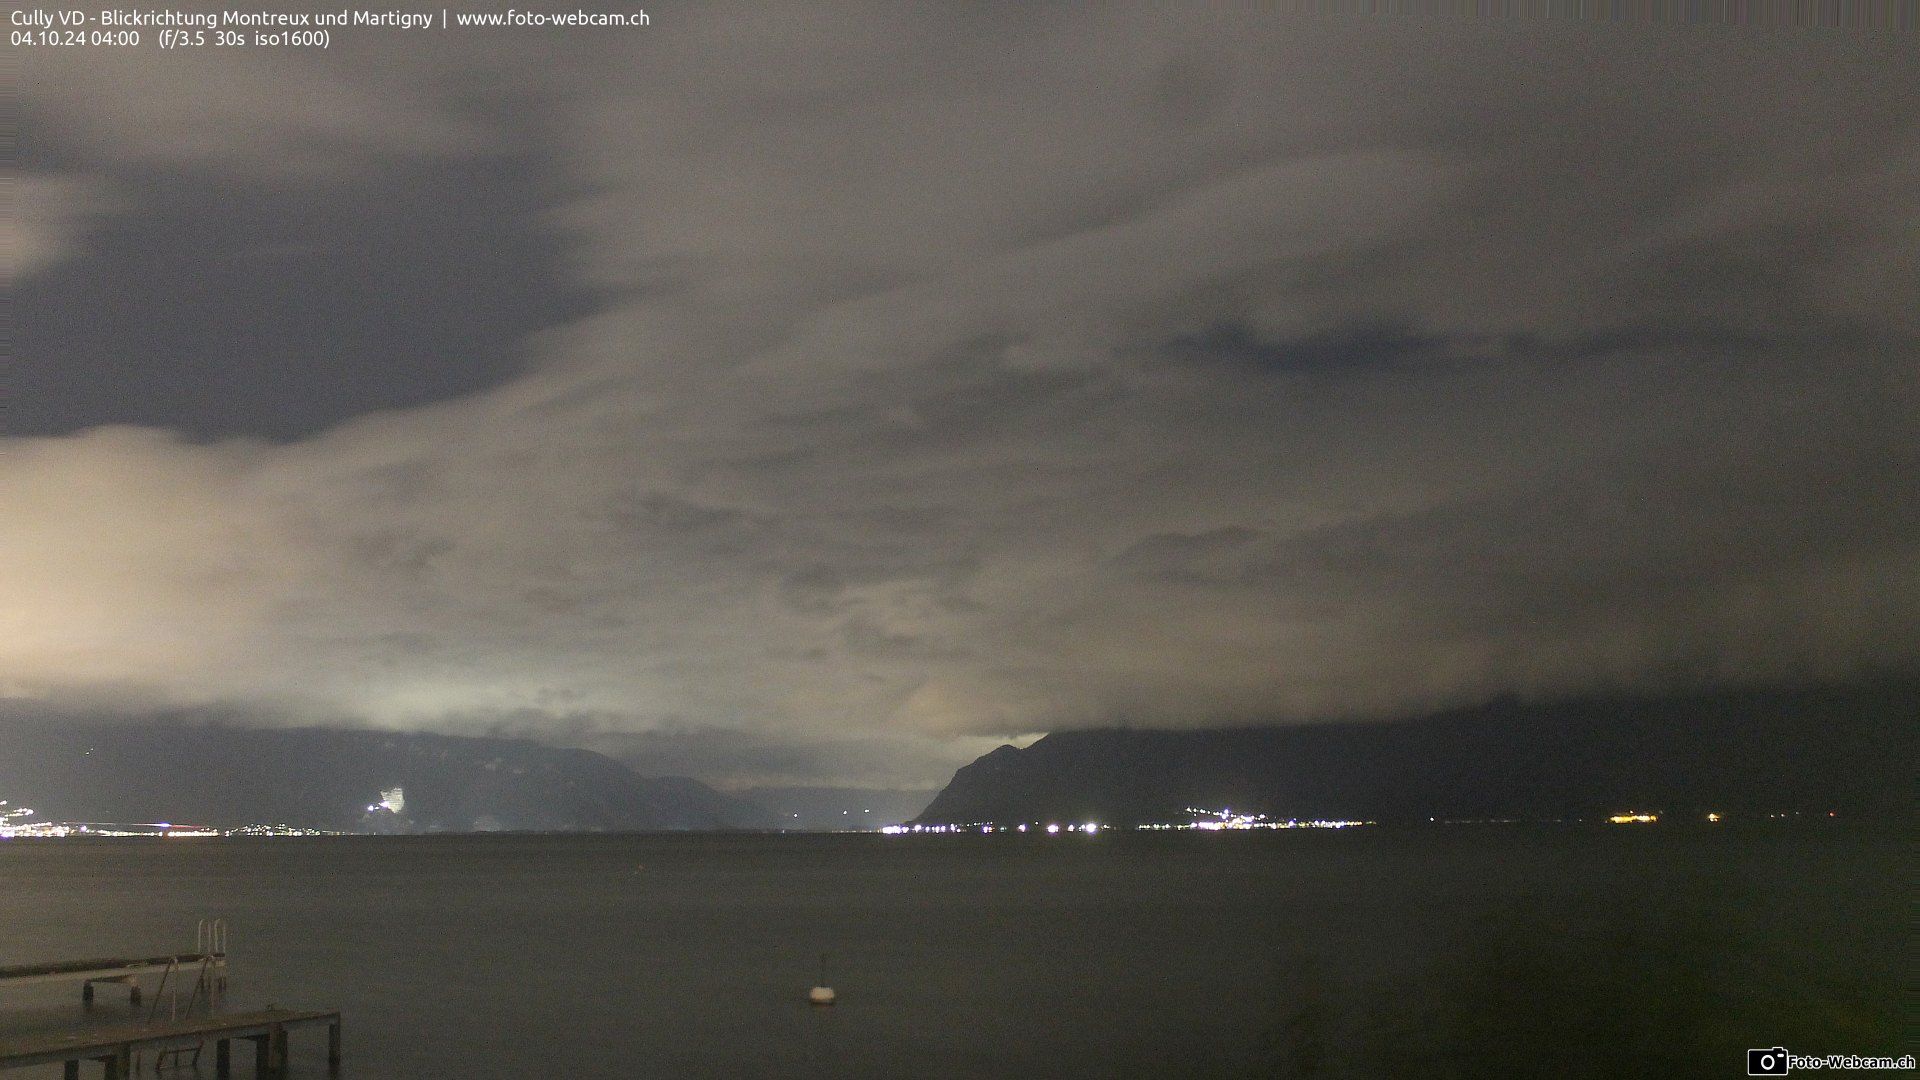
xmin=0 ymin=828 xmax=1907 ymax=1078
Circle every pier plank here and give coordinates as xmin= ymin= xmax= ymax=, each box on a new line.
xmin=0 ymin=955 xmax=217 ymax=981
xmin=0 ymin=1009 xmax=338 ymax=1071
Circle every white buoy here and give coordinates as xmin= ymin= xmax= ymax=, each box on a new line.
xmin=809 ymin=952 xmax=836 ymax=1006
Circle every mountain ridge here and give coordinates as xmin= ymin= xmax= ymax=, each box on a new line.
xmin=913 ymin=680 xmax=1918 ymax=826
xmin=0 ymin=722 xmax=775 ymax=832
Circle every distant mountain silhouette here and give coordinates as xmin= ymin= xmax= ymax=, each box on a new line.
xmin=0 ymin=722 xmax=774 ymax=832
xmin=735 ymin=786 xmax=940 ymax=830
xmin=914 ymin=681 xmax=1917 ymax=826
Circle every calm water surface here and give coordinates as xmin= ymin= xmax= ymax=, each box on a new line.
xmin=0 ymin=829 xmax=1907 ymax=1078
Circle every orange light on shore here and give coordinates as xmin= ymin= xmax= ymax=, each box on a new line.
xmin=1607 ymin=813 xmax=1658 ymax=824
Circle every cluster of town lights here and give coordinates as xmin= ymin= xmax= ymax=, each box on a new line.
xmin=879 ymin=822 xmax=1105 ymax=835
xmin=6 ymin=795 xmax=1829 ymax=839
xmin=1142 ymin=808 xmax=1371 ymax=830
xmin=0 ymin=802 xmax=56 ymax=837
xmin=1 ymin=801 xmax=333 ymax=839
xmin=881 ymin=809 xmax=1375 ymax=834
xmin=882 ymin=808 xmax=1815 ymax=833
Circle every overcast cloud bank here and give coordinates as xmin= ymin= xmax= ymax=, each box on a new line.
xmin=7 ymin=8 xmax=1915 ymax=785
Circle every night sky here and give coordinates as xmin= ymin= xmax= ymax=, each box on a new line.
xmin=7 ymin=6 xmax=1916 ymax=790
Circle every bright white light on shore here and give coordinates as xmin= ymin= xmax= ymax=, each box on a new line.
xmin=1045 ymin=824 xmax=1060 ymax=834
xmin=1082 ymin=823 xmax=1098 ymax=834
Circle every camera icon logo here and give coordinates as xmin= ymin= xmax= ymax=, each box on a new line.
xmin=1748 ymin=1047 xmax=1790 ymax=1075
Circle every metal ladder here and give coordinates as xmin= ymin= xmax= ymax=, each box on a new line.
xmin=145 ymin=920 xmax=229 ymax=1073
xmin=197 ymin=917 xmax=230 ymax=997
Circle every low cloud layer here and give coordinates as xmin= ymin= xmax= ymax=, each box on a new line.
xmin=6 ymin=7 xmax=1916 ymax=786
xmin=6 ymin=174 xmax=115 ymax=283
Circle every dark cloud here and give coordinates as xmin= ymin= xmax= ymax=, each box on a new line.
xmin=1167 ymin=321 xmax=1462 ymax=377
xmin=12 ymin=151 xmax=592 ymax=439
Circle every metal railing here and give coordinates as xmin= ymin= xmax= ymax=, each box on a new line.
xmin=196 ymin=919 xmax=229 ymax=959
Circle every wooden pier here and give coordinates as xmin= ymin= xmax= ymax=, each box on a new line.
xmin=0 ymin=1008 xmax=340 ymax=1077
xmin=0 ymin=955 xmax=227 ymax=1005
xmin=1 ymin=922 xmax=232 ymax=1007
